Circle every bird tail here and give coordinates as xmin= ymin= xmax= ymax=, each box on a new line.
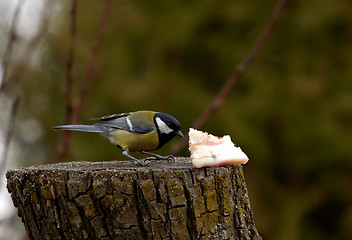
xmin=53 ymin=124 xmax=104 ymax=133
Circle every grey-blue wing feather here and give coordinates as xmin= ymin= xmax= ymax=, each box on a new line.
xmin=98 ymin=115 xmax=155 ymax=134
xmin=93 ymin=112 xmax=155 ymax=134
xmin=93 ymin=112 xmax=131 ymax=132
xmin=129 ymin=122 xmax=155 ymax=134
xmin=94 ymin=112 xmax=131 ymax=121
xmin=127 ymin=112 xmax=156 ymax=134
xmin=97 ymin=117 xmax=131 ymax=131
xmin=98 ymin=120 xmax=155 ymax=134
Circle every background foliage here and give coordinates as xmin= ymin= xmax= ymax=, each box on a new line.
xmin=1 ymin=0 xmax=352 ymax=239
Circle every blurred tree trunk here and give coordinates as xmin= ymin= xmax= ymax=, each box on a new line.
xmin=6 ymin=158 xmax=261 ymax=240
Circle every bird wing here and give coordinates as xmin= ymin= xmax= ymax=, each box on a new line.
xmin=95 ymin=112 xmax=156 ymax=134
xmin=127 ymin=111 xmax=156 ymax=134
xmin=93 ymin=112 xmax=131 ymax=121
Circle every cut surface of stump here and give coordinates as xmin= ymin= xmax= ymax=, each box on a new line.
xmin=6 ymin=158 xmax=261 ymax=240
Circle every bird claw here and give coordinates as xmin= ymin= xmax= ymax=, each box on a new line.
xmin=141 ymin=160 xmax=152 ymax=166
xmin=131 ymin=159 xmax=149 ymax=166
xmin=165 ymin=155 xmax=176 ymax=161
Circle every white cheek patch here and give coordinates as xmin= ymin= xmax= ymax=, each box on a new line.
xmin=156 ymin=117 xmax=173 ymax=134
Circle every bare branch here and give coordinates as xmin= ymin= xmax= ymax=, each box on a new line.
xmin=0 ymin=0 xmax=24 ymax=91
xmin=72 ymin=0 xmax=111 ymax=124
xmin=56 ymin=0 xmax=111 ymax=163
xmin=0 ymin=97 xmax=20 ymax=186
xmin=65 ymin=0 xmax=78 ymax=124
xmin=169 ymin=0 xmax=288 ymax=155
xmin=56 ymin=0 xmax=78 ymax=163
xmin=1 ymin=0 xmax=52 ymax=92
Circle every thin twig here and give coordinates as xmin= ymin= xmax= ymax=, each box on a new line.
xmin=0 ymin=97 xmax=20 ymax=186
xmin=56 ymin=0 xmax=78 ymax=163
xmin=0 ymin=0 xmax=24 ymax=91
xmin=169 ymin=0 xmax=288 ymax=155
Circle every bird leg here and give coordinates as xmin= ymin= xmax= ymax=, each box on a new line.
xmin=122 ymin=149 xmax=147 ymax=165
xmin=141 ymin=151 xmax=175 ymax=161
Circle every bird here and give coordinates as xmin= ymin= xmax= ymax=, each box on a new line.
xmin=53 ymin=110 xmax=184 ymax=165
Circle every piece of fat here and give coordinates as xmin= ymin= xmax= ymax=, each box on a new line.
xmin=188 ymin=128 xmax=249 ymax=168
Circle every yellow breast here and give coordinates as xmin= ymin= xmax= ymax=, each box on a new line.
xmin=110 ymin=129 xmax=159 ymax=151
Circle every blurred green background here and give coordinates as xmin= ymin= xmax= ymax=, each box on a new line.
xmin=1 ymin=0 xmax=352 ymax=239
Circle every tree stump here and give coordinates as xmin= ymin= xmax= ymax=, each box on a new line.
xmin=6 ymin=158 xmax=261 ymax=240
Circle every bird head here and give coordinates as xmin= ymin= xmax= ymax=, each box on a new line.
xmin=154 ymin=112 xmax=183 ymax=148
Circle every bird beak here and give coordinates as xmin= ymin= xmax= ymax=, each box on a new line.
xmin=176 ymin=130 xmax=184 ymax=138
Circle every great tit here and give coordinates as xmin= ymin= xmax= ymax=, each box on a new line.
xmin=54 ymin=110 xmax=183 ymax=165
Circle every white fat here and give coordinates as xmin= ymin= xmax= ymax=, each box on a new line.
xmin=189 ymin=128 xmax=249 ymax=168
xmin=156 ymin=117 xmax=173 ymax=134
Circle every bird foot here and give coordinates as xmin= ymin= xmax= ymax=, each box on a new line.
xmin=132 ymin=158 xmax=150 ymax=166
xmin=142 ymin=151 xmax=175 ymax=161
xmin=122 ymin=149 xmax=151 ymax=166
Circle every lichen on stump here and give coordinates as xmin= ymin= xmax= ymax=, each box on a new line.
xmin=6 ymin=158 xmax=261 ymax=240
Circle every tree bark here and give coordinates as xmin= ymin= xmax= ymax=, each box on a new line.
xmin=6 ymin=158 xmax=261 ymax=240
